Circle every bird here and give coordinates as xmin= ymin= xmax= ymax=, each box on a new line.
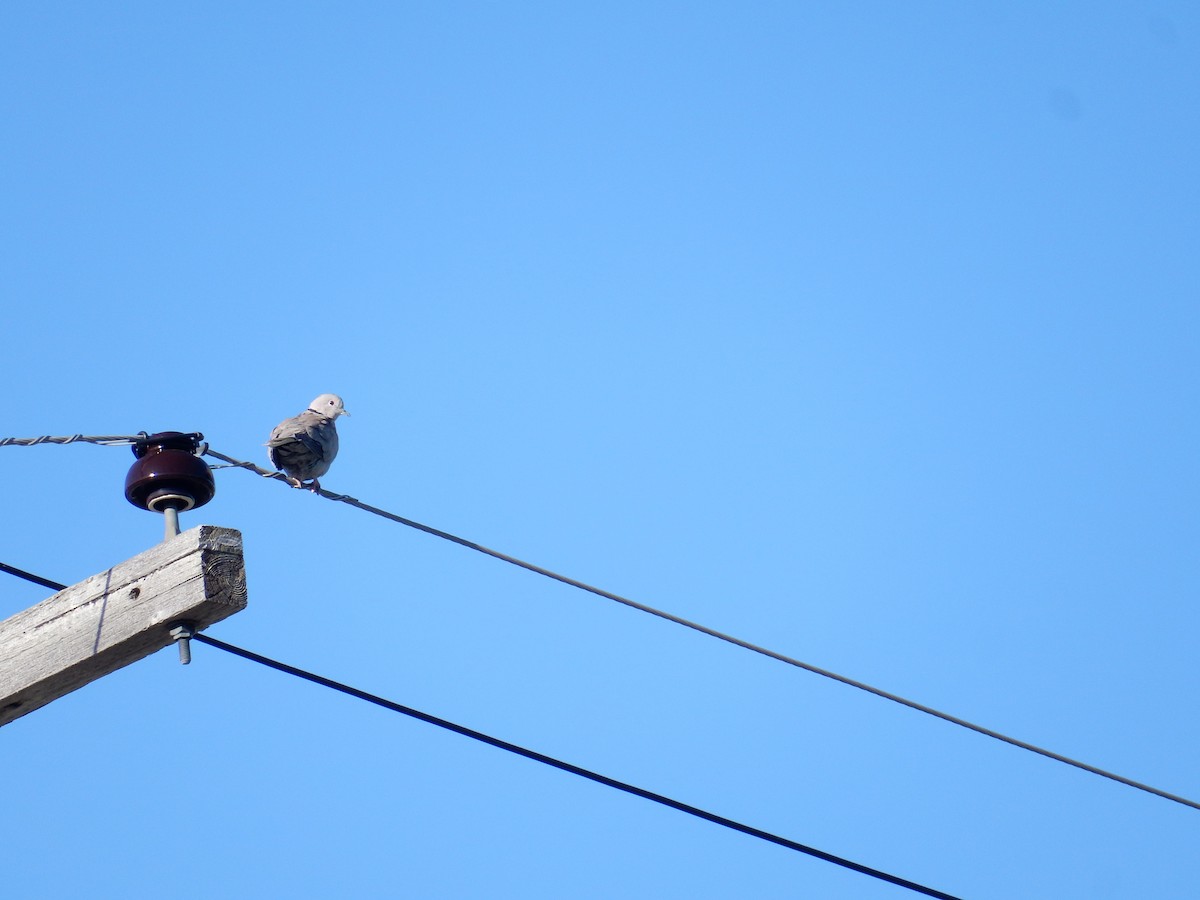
xmin=266 ymin=394 xmax=350 ymax=491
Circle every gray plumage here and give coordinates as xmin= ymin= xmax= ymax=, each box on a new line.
xmin=266 ymin=393 xmax=350 ymax=491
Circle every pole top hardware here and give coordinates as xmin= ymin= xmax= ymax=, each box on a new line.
xmin=124 ymin=431 xmax=215 ymax=514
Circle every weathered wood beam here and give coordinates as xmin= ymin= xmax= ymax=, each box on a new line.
xmin=0 ymin=525 xmax=247 ymax=727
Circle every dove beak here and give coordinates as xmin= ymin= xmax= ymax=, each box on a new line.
xmin=340 ymin=409 xmax=351 ymax=417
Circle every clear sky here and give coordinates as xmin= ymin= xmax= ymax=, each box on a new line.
xmin=2 ymin=3 xmax=1198 ymax=898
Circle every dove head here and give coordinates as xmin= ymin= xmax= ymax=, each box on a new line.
xmin=308 ymin=393 xmax=350 ymax=418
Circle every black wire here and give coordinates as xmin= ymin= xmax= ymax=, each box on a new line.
xmin=0 ymin=563 xmax=66 ymax=592
xmin=191 ymin=632 xmax=962 ymax=900
xmin=0 ymin=550 xmax=959 ymax=896
xmin=0 ymin=548 xmax=961 ymax=897
xmin=200 ymin=446 xmax=1200 ymax=814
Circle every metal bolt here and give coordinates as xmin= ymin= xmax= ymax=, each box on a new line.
xmin=169 ymin=622 xmax=196 ymax=665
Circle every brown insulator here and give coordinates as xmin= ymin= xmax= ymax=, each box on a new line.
xmin=124 ymin=432 xmax=215 ymax=512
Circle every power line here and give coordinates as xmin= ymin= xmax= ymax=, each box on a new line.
xmin=190 ymin=632 xmax=963 ymax=900
xmin=0 ymin=435 xmax=143 ymax=448
xmin=4 ymin=435 xmax=1199 ymax=814
xmin=0 ymin=562 xmax=68 ymax=592
xmin=198 ymin=447 xmax=1200 ymax=814
xmin=0 ymin=557 xmax=961 ymax=896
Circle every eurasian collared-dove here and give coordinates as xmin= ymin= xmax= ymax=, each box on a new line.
xmin=266 ymin=394 xmax=350 ymax=491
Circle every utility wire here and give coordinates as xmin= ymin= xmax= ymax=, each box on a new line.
xmin=191 ymin=632 xmax=962 ymax=900
xmin=4 ymin=436 xmax=1199 ymax=814
xmin=199 ymin=447 xmax=1200 ymax=814
xmin=0 ymin=563 xmax=68 ymax=592
xmin=0 ymin=558 xmax=961 ymax=897
xmin=0 ymin=435 xmax=142 ymax=448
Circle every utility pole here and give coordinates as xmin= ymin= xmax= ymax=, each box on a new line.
xmin=1 ymin=431 xmax=246 ymax=727
xmin=0 ymin=525 xmax=246 ymax=727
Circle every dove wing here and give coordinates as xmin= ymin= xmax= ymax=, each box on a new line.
xmin=267 ymin=410 xmax=334 ymax=474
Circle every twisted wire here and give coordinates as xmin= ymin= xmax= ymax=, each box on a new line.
xmin=0 ymin=434 xmax=144 ymax=447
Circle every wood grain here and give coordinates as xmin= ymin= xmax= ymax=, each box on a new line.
xmin=0 ymin=525 xmax=246 ymax=727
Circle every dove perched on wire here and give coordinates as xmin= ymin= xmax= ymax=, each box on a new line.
xmin=266 ymin=394 xmax=350 ymax=491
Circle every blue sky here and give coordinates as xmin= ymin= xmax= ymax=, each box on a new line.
xmin=2 ymin=3 xmax=1198 ymax=897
